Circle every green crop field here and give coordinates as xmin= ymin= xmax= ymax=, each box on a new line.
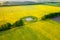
xmin=43 ymin=2 xmax=60 ymax=6
xmin=0 ymin=4 xmax=60 ymax=40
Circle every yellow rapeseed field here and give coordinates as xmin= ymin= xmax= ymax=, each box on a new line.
xmin=0 ymin=5 xmax=60 ymax=40
xmin=0 ymin=5 xmax=60 ymax=23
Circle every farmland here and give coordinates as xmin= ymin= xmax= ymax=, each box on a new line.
xmin=0 ymin=4 xmax=60 ymax=40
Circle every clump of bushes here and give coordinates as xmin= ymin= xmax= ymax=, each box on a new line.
xmin=21 ymin=16 xmax=38 ymax=23
xmin=12 ymin=19 xmax=24 ymax=27
xmin=0 ymin=19 xmax=24 ymax=31
xmin=41 ymin=12 xmax=60 ymax=20
xmin=0 ymin=23 xmax=12 ymax=31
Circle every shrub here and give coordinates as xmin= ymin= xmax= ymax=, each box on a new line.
xmin=41 ymin=12 xmax=60 ymax=20
xmin=21 ymin=16 xmax=38 ymax=23
xmin=13 ymin=19 xmax=24 ymax=27
xmin=0 ymin=23 xmax=12 ymax=31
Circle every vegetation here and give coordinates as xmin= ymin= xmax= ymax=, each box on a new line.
xmin=0 ymin=1 xmax=60 ymax=7
xmin=43 ymin=2 xmax=60 ymax=6
xmin=0 ymin=23 xmax=11 ymax=31
xmin=0 ymin=19 xmax=24 ymax=31
xmin=0 ymin=4 xmax=60 ymax=40
xmin=41 ymin=12 xmax=60 ymax=20
xmin=12 ymin=19 xmax=24 ymax=27
xmin=21 ymin=16 xmax=38 ymax=23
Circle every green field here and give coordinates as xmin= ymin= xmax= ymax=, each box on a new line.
xmin=43 ymin=2 xmax=60 ymax=6
xmin=0 ymin=4 xmax=60 ymax=40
